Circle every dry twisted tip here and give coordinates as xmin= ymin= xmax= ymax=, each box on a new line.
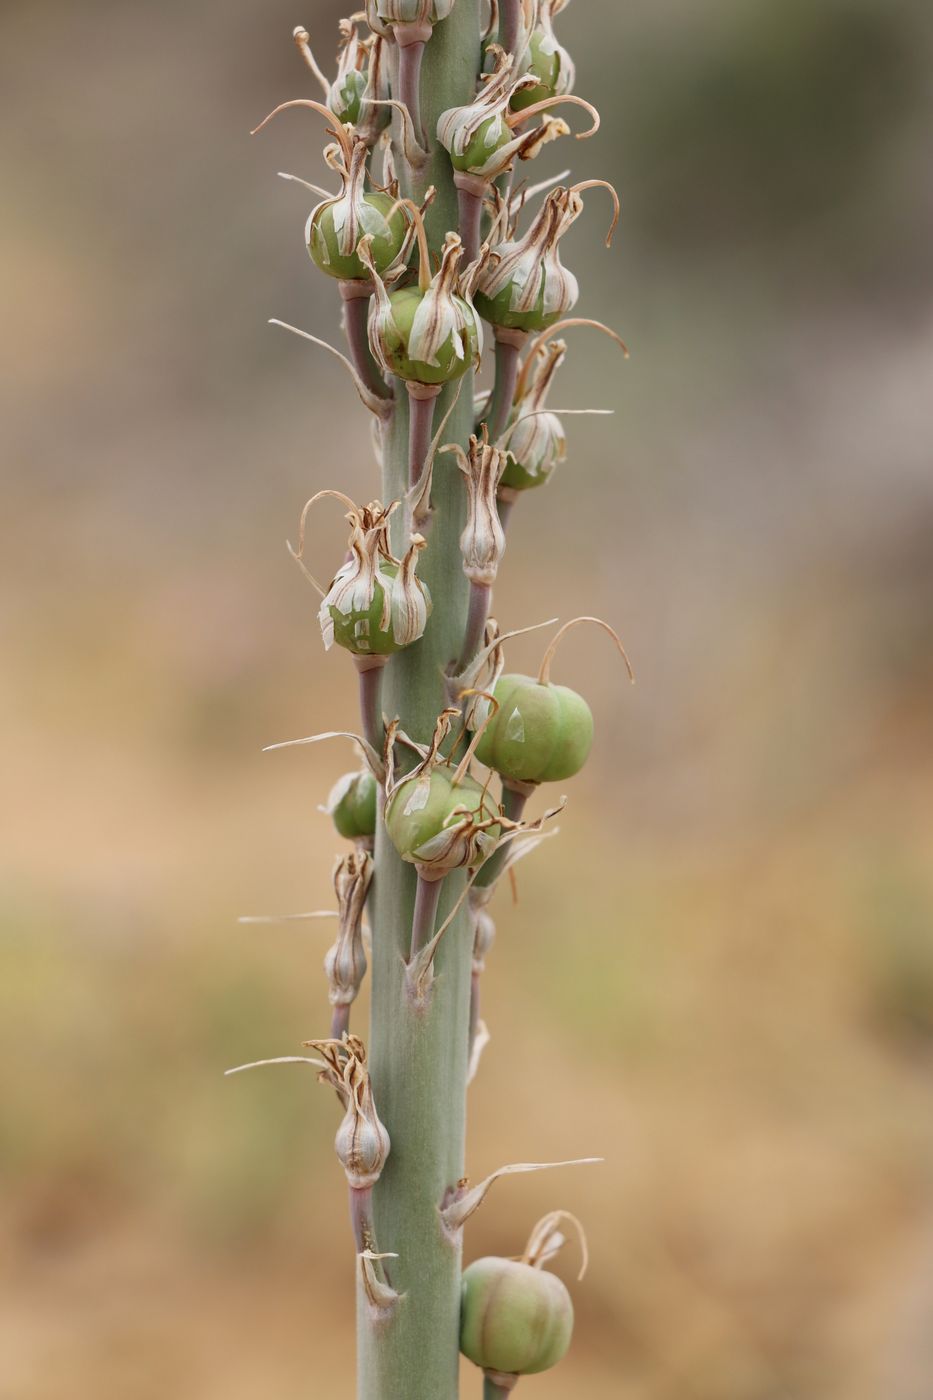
xmin=250 ymin=97 xmax=355 ymax=165
xmin=538 ymin=616 xmax=635 ymax=685
xmin=522 ymin=1209 xmax=589 ymax=1280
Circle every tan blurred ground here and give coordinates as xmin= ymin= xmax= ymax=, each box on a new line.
xmin=2 ymin=0 xmax=933 ymax=1396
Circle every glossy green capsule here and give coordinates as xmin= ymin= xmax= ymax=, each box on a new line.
xmin=460 ymin=1256 xmax=574 ymax=1376
xmin=377 ymin=287 xmax=481 ymax=385
xmin=509 ymin=31 xmax=562 ymax=112
xmin=473 ymin=674 xmax=593 ymax=784
xmin=447 ymin=114 xmax=512 ymax=174
xmin=308 ymin=193 xmax=408 ymax=283
xmin=327 ymin=769 xmax=378 ymax=841
xmin=324 ymin=561 xmax=432 ymax=658
xmin=384 ymin=768 xmax=500 ymax=870
xmin=330 ymin=68 xmax=368 ymax=127
xmin=473 ymin=279 xmax=557 ymax=334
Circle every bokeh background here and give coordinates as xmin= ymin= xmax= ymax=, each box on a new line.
xmin=3 ymin=0 xmax=933 ymax=1396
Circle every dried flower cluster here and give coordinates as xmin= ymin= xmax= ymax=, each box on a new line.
xmin=232 ymin=6 xmax=634 ymax=1397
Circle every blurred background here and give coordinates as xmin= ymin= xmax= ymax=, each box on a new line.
xmin=2 ymin=0 xmax=933 ymax=1396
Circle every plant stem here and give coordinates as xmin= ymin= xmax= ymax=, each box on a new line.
xmin=396 ymin=35 xmax=428 ymax=148
xmin=410 ymin=873 xmax=443 ymax=960
xmin=484 ymin=1377 xmax=517 ymax=1399
xmin=362 ymin=7 xmax=482 ymax=1398
xmin=486 ymin=334 xmax=522 ymax=441
xmin=474 ymin=782 xmax=530 ymax=890
xmin=498 ymin=0 xmax=522 ymax=57
xmin=356 ymin=657 xmax=387 ymax=756
xmin=408 ymin=384 xmax=441 ymax=490
xmin=331 ymin=1003 xmax=351 ymax=1040
xmin=341 ymin=286 xmax=392 ymax=402
xmin=456 ymin=181 xmax=485 ymax=263
xmin=458 ymin=581 xmax=491 ymax=673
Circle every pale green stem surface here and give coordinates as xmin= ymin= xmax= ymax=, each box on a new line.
xmin=361 ymin=6 xmax=482 ymax=1399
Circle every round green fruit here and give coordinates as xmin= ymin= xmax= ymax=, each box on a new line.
xmin=327 ymin=770 xmax=378 ymax=841
xmin=385 ymin=768 xmax=500 ymax=864
xmin=380 ymin=288 xmax=480 ymax=385
xmin=326 ymin=564 xmax=431 ymax=658
xmin=509 ymin=32 xmax=562 ymax=112
xmin=460 ymin=1256 xmax=574 ymax=1376
xmin=473 ymin=674 xmax=593 ymax=784
xmin=449 ymin=115 xmax=511 ymax=174
xmin=308 ymin=194 xmax=408 ymax=282
xmin=474 ymin=279 xmax=557 ymax=334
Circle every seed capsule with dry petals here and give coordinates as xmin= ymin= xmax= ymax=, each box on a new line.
xmin=384 ymin=768 xmax=501 ymax=878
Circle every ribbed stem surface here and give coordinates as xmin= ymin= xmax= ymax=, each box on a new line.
xmin=361 ymin=7 xmax=482 ymax=1399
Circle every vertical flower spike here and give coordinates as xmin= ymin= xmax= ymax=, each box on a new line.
xmin=323 ymin=851 xmax=373 ymax=1038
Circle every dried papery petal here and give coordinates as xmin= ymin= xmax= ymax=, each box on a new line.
xmin=324 ymin=852 xmax=373 ymax=1007
xmin=269 ymin=318 xmax=391 ymax=419
xmin=262 ymin=728 xmax=385 ymax=786
xmin=440 ymin=1158 xmax=603 ymax=1234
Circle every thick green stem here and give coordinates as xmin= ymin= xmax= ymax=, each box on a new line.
xmin=361 ymin=7 xmax=482 ymax=1399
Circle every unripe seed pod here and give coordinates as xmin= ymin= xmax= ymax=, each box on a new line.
xmin=326 ymin=769 xmax=378 ymax=841
xmin=472 ymin=618 xmax=633 ymax=784
xmin=315 ymin=498 xmax=432 ymax=658
xmin=364 ymin=231 xmax=483 ymax=387
xmin=307 ymin=140 xmax=409 ymax=282
xmin=385 ymin=768 xmax=501 ymax=877
xmin=474 ymin=673 xmax=592 ymax=783
xmin=460 ymin=1256 xmax=574 ymax=1376
xmin=508 ymin=1 xmax=575 ymax=114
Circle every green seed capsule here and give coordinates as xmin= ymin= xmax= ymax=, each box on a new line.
xmin=509 ymin=31 xmax=562 ymax=112
xmin=384 ymin=768 xmax=500 ymax=873
xmin=448 ymin=113 xmax=512 ymax=174
xmin=460 ymin=1256 xmax=574 ymax=1376
xmin=327 ymin=769 xmax=378 ymax=841
xmin=377 ymin=286 xmax=481 ymax=386
xmin=473 ymin=674 xmax=593 ymax=784
xmin=308 ymin=192 xmax=408 ymax=283
xmin=324 ymin=560 xmax=431 ymax=657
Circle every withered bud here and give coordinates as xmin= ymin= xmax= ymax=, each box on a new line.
xmin=304 ymin=1034 xmax=391 ymax=1189
xmin=323 ymin=851 xmax=373 ymax=1006
xmin=446 ymin=427 xmax=507 ymax=586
